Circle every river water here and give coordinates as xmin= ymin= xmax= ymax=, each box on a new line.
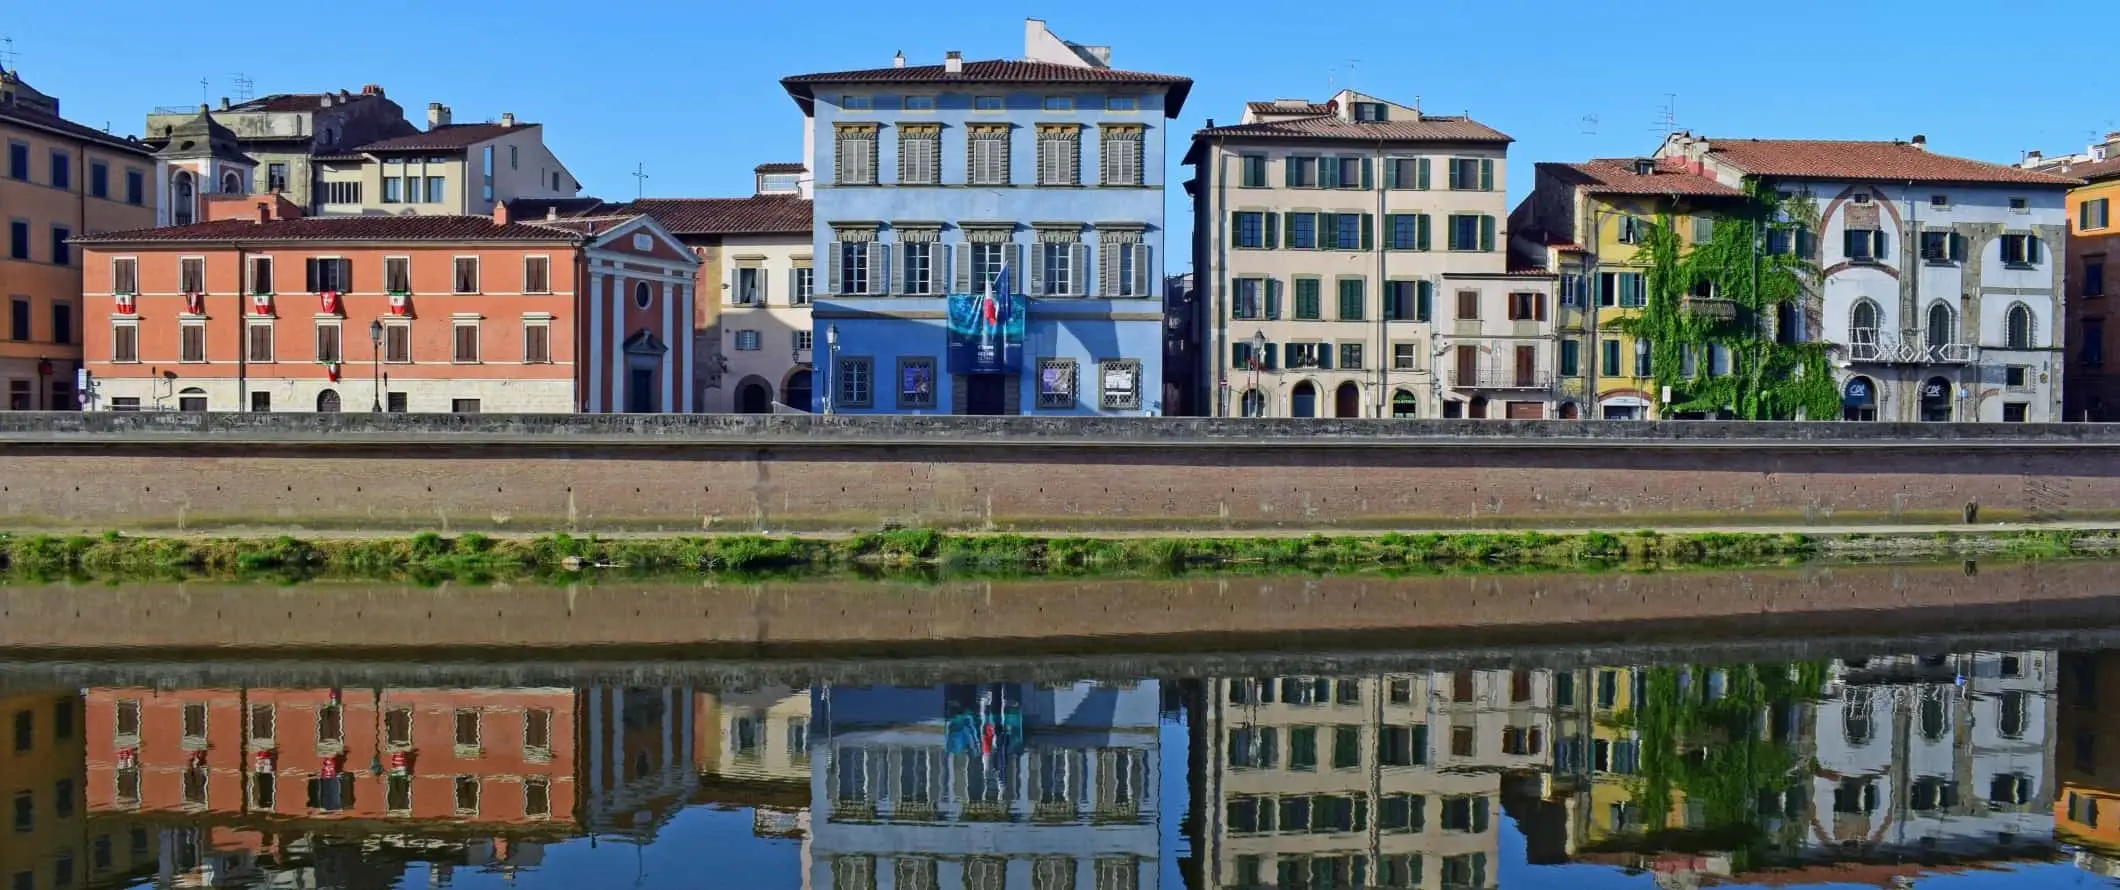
xmin=4 ymin=569 xmax=2120 ymax=888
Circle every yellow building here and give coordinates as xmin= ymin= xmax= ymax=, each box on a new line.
xmin=0 ymin=68 xmax=158 ymax=410
xmin=1511 ymin=158 xmax=1745 ymax=419
xmin=2058 ymin=652 xmax=2120 ymax=860
xmin=2030 ymin=137 xmax=2120 ymax=420
xmin=1 ymin=691 xmax=85 ymax=890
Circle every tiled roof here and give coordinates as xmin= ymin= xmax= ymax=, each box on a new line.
xmin=504 ymin=196 xmax=622 ymax=219
xmin=349 ymin=123 xmax=532 ymax=153
xmin=1246 ymin=101 xmax=1331 ymax=115
xmin=0 ymin=103 xmax=153 ymax=156
xmin=525 ymin=215 xmax=639 ymax=236
xmin=1193 ymin=114 xmax=1511 ymax=145
xmin=72 ymin=216 xmax=586 ymax=245
xmin=616 ymin=196 xmax=813 ymax=236
xmin=226 ymin=93 xmax=380 ymax=113
xmin=754 ymin=161 xmax=806 ymax=174
xmin=1697 ymin=138 xmax=2082 ymax=186
xmin=782 ymin=59 xmax=1191 ymax=117
xmin=2043 ymin=155 xmax=2120 ymax=184
xmin=1542 ymin=158 xmax=1743 ymax=197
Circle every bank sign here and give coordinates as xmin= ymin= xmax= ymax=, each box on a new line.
xmin=946 ymin=289 xmax=1024 ymax=375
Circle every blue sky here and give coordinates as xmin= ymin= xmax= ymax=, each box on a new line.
xmin=8 ymin=1 xmax=2112 ymax=271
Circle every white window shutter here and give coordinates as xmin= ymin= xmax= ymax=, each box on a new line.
xmin=953 ymin=243 xmax=973 ymax=293
xmin=898 ymin=246 xmax=914 ymax=294
xmin=1130 ymin=244 xmax=1151 ymax=297
xmin=788 ymin=267 xmax=799 ymax=302
xmin=932 ymin=244 xmax=948 ymax=296
xmin=1070 ymin=244 xmax=1090 ymax=296
xmin=1028 ymin=244 xmax=1047 ymax=295
xmin=826 ymin=242 xmax=842 ymax=295
xmin=867 ymin=244 xmax=890 ymax=295
xmin=1101 ymin=245 xmax=1121 ymax=296
xmin=1008 ymin=244 xmax=1026 ymax=294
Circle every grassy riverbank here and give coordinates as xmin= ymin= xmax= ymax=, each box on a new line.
xmin=2 ymin=526 xmax=2116 ymax=583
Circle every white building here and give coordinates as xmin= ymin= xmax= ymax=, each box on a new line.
xmin=1656 ymin=133 xmax=2079 ymax=421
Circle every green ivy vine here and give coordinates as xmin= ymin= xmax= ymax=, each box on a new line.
xmin=1610 ymin=183 xmax=1840 ymax=420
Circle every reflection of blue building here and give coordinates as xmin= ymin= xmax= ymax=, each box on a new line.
xmin=809 ymin=681 xmax=1162 ymax=889
xmin=782 ymin=18 xmax=1189 ymax=416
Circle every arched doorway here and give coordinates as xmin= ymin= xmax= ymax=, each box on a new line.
xmin=172 ymin=172 xmax=195 ymax=225
xmin=1333 ymin=381 xmax=1361 ymax=418
xmin=1468 ymin=396 xmax=1489 ymax=419
xmin=1919 ymin=376 xmax=1952 ymax=422
xmin=1842 ymin=376 xmax=1878 ymax=421
xmin=1290 ymin=381 xmax=1317 ymax=418
xmin=177 ymin=387 xmax=207 ymax=412
xmin=316 ymin=389 xmax=341 ymax=413
xmin=1390 ymin=389 xmax=1417 ymax=418
xmin=1240 ymin=389 xmax=1265 ymax=418
xmin=736 ymin=378 xmax=773 ymax=414
xmin=783 ymin=369 xmax=814 ymax=413
xmin=1558 ymin=402 xmax=1580 ymax=420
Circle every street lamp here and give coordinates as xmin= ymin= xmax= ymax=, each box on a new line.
xmin=368 ymin=319 xmax=383 ymax=413
xmin=822 ymin=324 xmax=840 ymax=415
xmin=1245 ymin=330 xmax=1266 ymax=417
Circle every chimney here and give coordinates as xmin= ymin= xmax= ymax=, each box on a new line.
xmin=500 ymin=112 xmax=516 ymax=128
xmin=338 ymin=89 xmax=351 ymax=101
xmin=546 ymin=205 xmax=558 ymax=221
xmin=944 ymin=51 xmax=963 ymax=74
xmin=362 ymin=84 xmax=383 ymax=96
xmin=1911 ymin=134 xmax=1928 ymax=151
xmin=219 ymin=96 xmax=230 ymax=111
xmin=492 ymin=201 xmax=511 ymax=226
xmin=893 ymin=51 xmax=905 ymax=68
xmin=427 ymin=102 xmax=450 ymax=128
xmin=255 ymin=202 xmax=269 ymax=224
xmin=319 ymin=94 xmax=333 ymax=108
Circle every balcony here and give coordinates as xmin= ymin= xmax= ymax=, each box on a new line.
xmin=1450 ymin=368 xmax=1554 ymax=391
xmin=1847 ymin=331 xmax=1973 ymax=364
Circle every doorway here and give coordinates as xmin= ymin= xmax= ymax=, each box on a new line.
xmin=1468 ymin=396 xmax=1489 ymax=419
xmin=783 ymin=369 xmax=813 ymax=413
xmin=1842 ymin=376 xmax=1877 ymax=421
xmin=316 ymin=389 xmax=341 ymax=413
xmin=627 ymin=368 xmax=656 ymax=413
xmin=1334 ymin=381 xmax=1361 ymax=418
xmin=965 ymin=374 xmax=1007 ymax=415
xmin=1919 ymin=376 xmax=1952 ymax=422
xmin=1240 ymin=389 xmax=1265 ymax=417
xmin=1291 ymin=381 xmax=1317 ymax=418
xmin=1390 ymin=389 xmax=1417 ymax=418
xmin=737 ymin=381 xmax=772 ymax=414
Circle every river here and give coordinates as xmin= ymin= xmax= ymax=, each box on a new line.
xmin=3 ymin=565 xmax=2119 ymax=888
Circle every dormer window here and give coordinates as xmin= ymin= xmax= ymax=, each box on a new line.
xmin=1633 ymin=158 xmax=1655 ymax=176
xmin=1352 ymin=102 xmax=1388 ymax=122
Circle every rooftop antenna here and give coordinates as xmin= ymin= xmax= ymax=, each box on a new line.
xmin=1580 ymin=113 xmax=1600 ymax=136
xmin=0 ymin=37 xmax=17 ymax=75
xmin=199 ymin=77 xmax=210 ymax=107
xmin=630 ymin=162 xmax=649 ymax=200
xmin=1343 ymin=58 xmax=1359 ymax=92
xmin=231 ymin=73 xmax=254 ymax=103
xmin=1650 ymin=93 xmax=1681 ymax=136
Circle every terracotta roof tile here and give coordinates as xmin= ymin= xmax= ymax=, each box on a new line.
xmin=1246 ymin=101 xmax=1331 ymax=115
xmin=616 ymin=196 xmax=813 ymax=236
xmin=525 ymin=215 xmax=642 ymax=236
xmin=1541 ymin=158 xmax=1743 ymax=197
xmin=225 ymin=93 xmax=381 ymax=114
xmin=350 ymin=123 xmax=533 ymax=153
xmin=503 ymin=196 xmax=620 ymax=219
xmin=73 ymin=216 xmax=586 ymax=245
xmin=1194 ymin=114 xmax=1511 ymax=145
xmin=0 ymin=104 xmax=153 ymax=156
xmin=782 ymin=59 xmax=1191 ymax=117
xmin=754 ymin=162 xmax=806 ymax=174
xmin=2041 ymin=154 xmax=2120 ymax=183
xmin=1697 ymin=138 xmax=2081 ymax=186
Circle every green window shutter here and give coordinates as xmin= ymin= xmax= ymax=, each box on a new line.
xmin=1231 ymin=341 xmax=1247 ymax=369
xmin=1951 ymin=232 xmax=1967 ymax=262
xmin=1266 ymin=278 xmax=1282 ymax=319
xmin=1319 ymin=213 xmax=1337 ymax=249
xmin=1479 ymin=158 xmax=1494 ymax=191
xmin=1842 ymin=229 xmax=1859 ymax=259
xmin=1361 ymin=213 xmax=1375 ymax=251
xmin=1321 ymin=157 xmax=1340 ymax=189
xmin=1318 ymin=344 xmax=1333 ymax=370
xmin=1417 ymin=214 xmax=1431 ymax=251
xmin=2029 ymin=235 xmax=2043 ymax=265
xmin=1284 ymin=156 xmax=1297 ymax=188
xmin=1361 ymin=157 xmax=1374 ymax=190
xmin=1447 ymin=160 xmax=1461 ymax=190
xmin=1417 ymin=280 xmax=1433 ymax=322
xmin=1417 ymin=158 xmax=1431 ymax=190
xmin=1383 ymin=158 xmax=1399 ymax=190
xmin=1480 ymin=215 xmax=1496 ymax=252
xmin=1265 ymin=212 xmax=1279 ymax=250
xmin=1263 ymin=342 xmax=1278 ymax=370
xmin=1445 ymin=216 xmax=1459 ymax=251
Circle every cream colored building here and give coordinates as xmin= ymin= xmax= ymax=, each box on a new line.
xmin=1199 ymin=671 xmax=1552 ymax=888
xmin=312 ymin=107 xmax=582 ymax=217
xmin=1183 ymin=92 xmax=1548 ymax=418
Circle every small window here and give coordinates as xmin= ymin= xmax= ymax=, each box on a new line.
xmin=317 ymin=705 xmax=344 ymax=744
xmin=1852 ymin=193 xmax=1871 ymax=205
xmin=842 ymin=95 xmax=872 ymax=110
xmin=2000 ymin=233 xmax=2040 ymax=267
xmin=523 ymin=322 xmax=551 ymax=364
xmin=179 ymin=323 xmax=206 ymax=363
xmin=384 ymin=708 xmax=413 ymax=746
xmin=384 ymin=257 xmax=411 ymax=294
xmin=974 ymin=96 xmax=1004 ymax=111
xmin=384 ymin=323 xmax=411 ymax=363
xmin=111 ymin=324 xmax=139 ymax=363
xmin=454 ymin=709 xmax=481 ymax=748
xmin=525 ymin=709 xmax=553 ymax=752
xmin=452 ymin=322 xmax=480 ymax=363
xmin=524 ymin=778 xmax=551 ymax=818
xmin=837 ymin=356 xmax=874 ymax=408
xmin=634 ymin=280 xmax=654 ymax=308
xmin=453 ymin=257 xmax=480 ymax=293
xmin=451 ymin=399 xmax=480 ymax=414
xmin=1353 ymin=101 xmax=1388 ymax=122
xmin=1106 ymin=96 xmax=1137 ymax=111
xmin=1930 ymin=194 xmax=1949 ymax=209
xmin=1099 ymin=359 xmax=1141 ymax=410
xmin=903 ymin=95 xmax=935 ymax=110
xmin=900 ymin=356 xmax=939 ymax=409
xmin=314 ymin=323 xmax=341 ymax=363
xmin=111 ymin=257 xmax=138 ymax=295
xmin=454 ymin=776 xmax=480 ymax=814
xmin=1239 ymin=155 xmax=1267 ymax=188
xmin=248 ymin=257 xmax=274 ymax=295
xmin=247 ymin=322 xmax=274 ymax=363
xmin=2009 ymin=197 xmax=2029 ymax=212
xmin=386 ymin=392 xmax=409 ymax=413
xmin=1043 ymin=96 xmax=1075 ymax=111
xmin=734 ymin=329 xmax=762 ymax=351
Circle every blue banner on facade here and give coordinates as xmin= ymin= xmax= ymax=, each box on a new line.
xmin=946 ymin=290 xmax=1024 ymax=375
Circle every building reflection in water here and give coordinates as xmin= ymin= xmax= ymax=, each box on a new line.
xmin=8 ymin=645 xmax=2114 ymax=887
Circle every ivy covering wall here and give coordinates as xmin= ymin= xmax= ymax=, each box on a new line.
xmin=1609 ymin=184 xmax=1840 ymax=420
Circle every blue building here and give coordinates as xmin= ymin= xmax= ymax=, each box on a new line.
xmin=782 ymin=19 xmax=1190 ymax=415
xmin=806 ymin=681 xmax=1164 ymax=889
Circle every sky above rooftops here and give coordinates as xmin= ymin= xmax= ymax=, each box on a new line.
xmin=8 ymin=0 xmax=2110 ymax=272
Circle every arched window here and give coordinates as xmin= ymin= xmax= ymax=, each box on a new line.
xmin=221 ymin=171 xmax=241 ymax=194
xmin=1240 ymin=389 xmax=1265 ymax=418
xmin=633 ymin=281 xmax=653 ymax=309
xmin=177 ymin=386 xmax=207 ymax=412
xmin=1843 ymin=688 xmax=1875 ymax=747
xmin=1290 ymin=381 xmax=1316 ymax=419
xmin=2005 ymin=304 xmax=2035 ymax=350
xmin=1390 ymin=389 xmax=1417 ymax=418
xmin=172 ymin=172 xmax=195 ymax=225
xmin=1850 ymin=299 xmax=1881 ymax=346
xmin=1926 ymin=303 xmax=1955 ymax=350
xmin=316 ymin=389 xmax=341 ymax=413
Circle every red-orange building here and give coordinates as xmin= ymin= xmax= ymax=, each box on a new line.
xmin=73 ymin=201 xmax=698 ymax=413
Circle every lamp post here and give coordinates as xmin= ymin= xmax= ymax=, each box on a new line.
xmin=368 ymin=319 xmax=383 ymax=413
xmin=1246 ymin=330 xmax=1266 ymax=417
xmin=822 ymin=324 xmax=840 ymax=415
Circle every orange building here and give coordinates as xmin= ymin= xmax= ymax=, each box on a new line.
xmin=73 ymin=201 xmax=699 ymax=412
xmin=2059 ymin=652 xmax=2120 ymax=858
xmin=0 ymin=68 xmax=158 ymax=411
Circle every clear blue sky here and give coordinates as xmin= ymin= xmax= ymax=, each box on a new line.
xmin=9 ymin=0 xmax=2112 ymax=272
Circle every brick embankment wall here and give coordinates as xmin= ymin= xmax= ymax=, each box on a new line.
xmin=1 ymin=413 xmax=2118 ymax=531
xmin=3 ymin=560 xmax=2113 ymax=653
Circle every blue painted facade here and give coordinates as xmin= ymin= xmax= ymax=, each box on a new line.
xmin=807 ymin=681 xmax=1164 ymax=888
xmin=789 ymin=69 xmax=1185 ymax=415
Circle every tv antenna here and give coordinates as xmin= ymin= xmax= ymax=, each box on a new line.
xmin=231 ymin=73 xmax=254 ymax=103
xmin=1651 ymin=93 xmax=1681 ymax=135
xmin=1343 ymin=58 xmax=1359 ymax=92
xmin=199 ymin=77 xmax=210 ymax=107
xmin=0 ymin=37 xmax=17 ymax=74
xmin=1580 ymin=113 xmax=1600 ymax=136
xmin=630 ymin=162 xmax=650 ymax=200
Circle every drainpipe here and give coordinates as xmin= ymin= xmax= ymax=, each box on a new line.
xmin=232 ymin=241 xmax=247 ymax=411
xmin=1214 ymin=139 xmax=1231 ymax=416
xmin=1582 ymin=195 xmax=1601 ymax=419
xmin=1375 ymin=138 xmax=1388 ymax=417
xmin=1906 ymin=180 xmax=1920 ymax=423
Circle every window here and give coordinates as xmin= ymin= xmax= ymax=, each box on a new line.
xmin=425 ymin=177 xmax=446 ymax=203
xmin=109 ymin=257 xmax=138 ymax=295
xmin=1336 ymin=156 xmax=1365 ymax=189
xmin=1560 ymin=339 xmax=1581 ymax=376
xmin=1448 ymin=157 xmax=1494 ymax=191
xmin=1601 ymin=339 xmax=1621 ymax=377
xmin=734 ymin=266 xmax=762 ymax=305
xmin=1101 ymin=128 xmax=1141 ymax=186
xmin=481 ymin=146 xmax=494 ymax=201
xmin=975 ymin=96 xmax=1004 ymax=111
xmin=1287 ymin=155 xmax=1318 ymax=188
xmin=1101 ymin=240 xmax=1148 ymax=297
xmin=524 ymin=321 xmax=550 ymax=363
xmin=12 ymin=792 xmax=29 ymax=833
xmin=1337 ymin=343 xmax=1363 ymax=370
xmin=898 ymin=243 xmax=935 ymax=295
xmin=304 ymin=322 xmax=339 ymax=364
xmin=50 ymin=226 xmax=70 ymax=266
xmin=10 ymin=711 xmax=27 ymax=752
xmin=1338 ymin=278 xmax=1365 ymax=321
xmin=1352 ymin=101 xmax=1388 ymax=121
xmin=1286 ymin=212 xmax=1317 ymax=250
xmin=452 ymin=322 xmax=480 ymax=362
xmin=1456 ymin=289 xmax=1479 ymax=320
xmin=1388 ymin=213 xmax=1430 ymax=250
xmin=1335 ymin=213 xmax=1367 ymax=250
xmin=6 ymin=141 xmax=25 ymax=180
xmin=172 ymin=256 xmax=205 ymax=294
xmin=50 ymin=150 xmax=71 ymax=190
xmin=1383 ymin=280 xmax=1426 ymax=321
xmin=1601 ymin=272 xmax=1646 ymax=307
xmin=1920 ymin=230 xmax=1963 ymax=263
xmin=2005 ymin=303 xmax=2035 ymax=349
xmin=248 ymin=256 xmax=274 ymax=294
xmin=2004 ymin=402 xmax=2029 ymax=422
xmin=2088 ymin=259 xmax=2106 ymax=298
xmin=2000 ymin=233 xmax=2041 ymax=267
xmin=838 ymin=357 xmax=873 ymax=408
xmin=180 ymin=322 xmax=206 ymax=362
xmin=90 ymin=161 xmax=108 ymax=198
xmin=2010 ymin=196 xmax=2029 ymax=212
xmin=382 ymin=177 xmax=401 ymax=203
xmin=1634 ymin=338 xmax=1653 ymax=376
xmin=319 ymin=181 xmax=361 ymax=204
xmin=969 ymin=127 xmax=1010 ymax=185
xmin=8 ymin=220 xmax=27 ymax=259
xmin=453 ymin=776 xmax=480 ymax=814
xmin=7 ymin=298 xmax=25 ymax=340
xmin=1440 ymin=795 xmax=1490 ymax=832
xmin=1099 ymin=359 xmax=1141 ymax=410
xmin=2086 ymin=198 xmax=2112 ymax=231
xmin=894 ymin=356 xmax=936 ymax=409
xmin=384 ymin=323 xmax=411 ymax=363
xmin=1043 ymin=95 xmax=1074 ymax=111
xmin=1037 ymin=129 xmax=1079 ymax=186
xmin=1234 ymin=211 xmax=1265 ymax=248
xmin=899 ymin=128 xmax=938 ymax=185
xmin=792 ymin=266 xmax=814 ymax=304
xmin=1037 ymin=241 xmax=1081 ymax=295
xmin=247 ymin=322 xmax=274 ymax=362
xmin=834 ymin=126 xmax=877 ymax=185
xmin=442 ymin=257 xmax=478 ymax=293
xmin=1240 ymin=155 xmax=1267 ymax=187
xmin=733 ymin=329 xmax=762 ymax=351
xmin=123 ymin=168 xmax=143 ymax=205
xmin=447 ymin=398 xmax=478 ymax=414
xmin=832 ymin=240 xmax=873 ymax=294
xmin=1287 ymin=277 xmax=1321 ymax=320
xmin=1447 ymin=214 xmax=1495 ymax=252
xmin=1507 ymin=291 xmax=1545 ymax=321
xmin=262 ymin=161 xmax=286 ymax=192
xmin=1844 ymin=227 xmax=1884 ymax=262
xmin=1392 ymin=344 xmax=1419 ymax=372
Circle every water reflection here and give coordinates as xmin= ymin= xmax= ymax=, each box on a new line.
xmin=5 ymin=644 xmax=2116 ymax=887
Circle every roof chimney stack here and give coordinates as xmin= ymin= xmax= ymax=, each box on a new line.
xmin=255 ymin=202 xmax=269 ymax=224
xmin=893 ymin=51 xmax=905 ymax=68
xmin=500 ymin=112 xmax=515 ymax=128
xmin=427 ymin=102 xmax=450 ymax=128
xmin=219 ymin=97 xmax=230 ymax=111
xmin=362 ymin=84 xmax=383 ymax=96
xmin=546 ymin=205 xmax=558 ymax=221
xmin=944 ymin=51 xmax=963 ymax=74
xmin=492 ymin=200 xmax=511 ymax=226
xmin=1911 ymin=134 xmax=1928 ymax=151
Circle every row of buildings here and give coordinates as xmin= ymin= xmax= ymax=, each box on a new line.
xmin=6 ymin=20 xmax=2113 ymax=419
xmin=10 ymin=647 xmax=2116 ymax=888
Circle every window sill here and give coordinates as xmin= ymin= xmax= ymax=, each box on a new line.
xmin=2003 ymin=263 xmax=2037 ymax=271
xmin=1922 ymin=259 xmax=1958 ymax=267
